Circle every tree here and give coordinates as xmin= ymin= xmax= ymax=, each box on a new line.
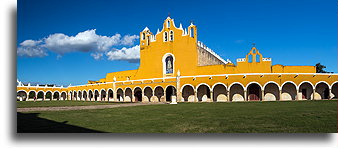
xmin=315 ymin=63 xmax=328 ymax=73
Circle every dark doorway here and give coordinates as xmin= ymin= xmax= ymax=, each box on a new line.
xmin=302 ymin=89 xmax=307 ymax=99
xmin=134 ymin=89 xmax=142 ymax=102
xmin=248 ymin=83 xmax=261 ymax=101
xmin=166 ymin=86 xmax=176 ymax=102
xmin=324 ymin=88 xmax=330 ymax=99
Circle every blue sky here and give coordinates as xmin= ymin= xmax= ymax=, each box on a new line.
xmin=17 ymin=0 xmax=337 ymax=86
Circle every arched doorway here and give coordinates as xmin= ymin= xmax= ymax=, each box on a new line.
xmin=100 ymin=89 xmax=106 ymax=102
xmin=229 ymin=83 xmax=244 ymax=101
xmin=73 ymin=91 xmax=77 ymax=100
xmin=17 ymin=91 xmax=27 ymax=101
xmin=263 ymin=82 xmax=279 ymax=101
xmin=125 ymin=88 xmax=132 ymax=102
xmin=281 ymin=82 xmax=297 ymax=100
xmin=332 ymin=82 xmax=338 ymax=99
xmin=37 ymin=91 xmax=44 ymax=100
xmin=78 ymin=91 xmax=82 ymax=101
xmin=298 ymin=82 xmax=313 ymax=100
xmin=89 ymin=90 xmax=93 ymax=101
xmin=212 ymin=84 xmax=227 ymax=102
xmin=28 ymin=91 xmax=36 ymax=100
xmin=154 ymin=86 xmax=164 ymax=102
xmin=315 ymin=82 xmax=330 ymax=100
xmin=144 ymin=87 xmax=153 ymax=102
xmin=134 ymin=87 xmax=142 ymax=102
xmin=247 ymin=83 xmax=262 ymax=101
xmin=182 ymin=85 xmax=194 ymax=102
xmin=94 ymin=90 xmax=99 ymax=101
xmin=53 ymin=92 xmax=60 ymax=100
xmin=61 ymin=92 xmax=67 ymax=100
xmin=165 ymin=86 xmax=176 ymax=102
xmin=197 ymin=84 xmax=210 ymax=102
xmin=83 ymin=91 xmax=87 ymax=101
xmin=117 ymin=88 xmax=124 ymax=102
xmin=108 ymin=89 xmax=113 ymax=101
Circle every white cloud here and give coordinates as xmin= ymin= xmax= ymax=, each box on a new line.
xmin=90 ymin=53 xmax=103 ymax=60
xmin=17 ymin=39 xmax=47 ymax=57
xmin=17 ymin=29 xmax=140 ymax=61
xmin=106 ymin=45 xmax=140 ymax=62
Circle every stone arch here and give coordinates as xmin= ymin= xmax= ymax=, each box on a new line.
xmin=61 ymin=91 xmax=67 ymax=100
xmin=108 ymin=89 xmax=114 ymax=101
xmin=315 ymin=81 xmax=330 ymax=100
xmin=117 ymin=88 xmax=124 ymax=102
xmin=88 ymin=90 xmax=93 ymax=101
xmin=28 ymin=91 xmax=36 ymax=100
xmin=165 ymin=85 xmax=176 ymax=102
xmin=37 ymin=91 xmax=45 ymax=100
xmin=331 ymin=82 xmax=338 ymax=99
xmin=182 ymin=84 xmax=195 ymax=102
xmin=82 ymin=90 xmax=87 ymax=101
xmin=125 ymin=87 xmax=132 ymax=102
xmin=143 ymin=86 xmax=153 ymax=102
xmin=263 ymin=82 xmax=279 ymax=101
xmin=53 ymin=91 xmax=60 ymax=100
xmin=94 ymin=89 xmax=99 ymax=101
xmin=100 ymin=89 xmax=106 ymax=101
xmin=154 ymin=86 xmax=164 ymax=102
xmin=196 ymin=83 xmax=211 ymax=102
xmin=45 ymin=91 xmax=52 ymax=100
xmin=17 ymin=90 xmax=27 ymax=101
xmin=246 ymin=82 xmax=262 ymax=101
xmin=298 ymin=81 xmax=314 ymax=100
xmin=281 ymin=81 xmax=297 ymax=101
xmin=212 ymin=83 xmax=228 ymax=102
xmin=229 ymin=82 xmax=245 ymax=102
xmin=134 ymin=87 xmax=142 ymax=102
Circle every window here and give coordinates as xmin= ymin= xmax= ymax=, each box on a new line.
xmin=169 ymin=31 xmax=174 ymax=41
xmin=165 ymin=56 xmax=173 ymax=74
xmin=164 ymin=32 xmax=168 ymax=42
xmin=190 ymin=28 xmax=194 ymax=38
xmin=142 ymin=33 xmax=145 ymax=40
xmin=167 ymin=20 xmax=170 ymax=28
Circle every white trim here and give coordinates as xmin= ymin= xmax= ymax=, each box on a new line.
xmin=245 ymin=81 xmax=263 ymax=91
xmin=124 ymin=87 xmax=132 ymax=92
xmin=180 ymin=84 xmax=195 ymax=93
xmin=297 ymin=81 xmax=314 ymax=90
xmin=165 ymin=85 xmax=176 ymax=91
xmin=331 ymin=81 xmax=338 ymax=89
xmin=196 ymin=83 xmax=211 ymax=91
xmin=315 ymin=81 xmax=330 ymax=89
xmin=133 ymin=86 xmax=142 ymax=92
xmin=229 ymin=82 xmax=245 ymax=90
xmin=263 ymin=81 xmax=281 ymax=90
xmin=211 ymin=82 xmax=227 ymax=91
xmin=281 ymin=81 xmax=298 ymax=90
xmin=143 ymin=86 xmax=153 ymax=93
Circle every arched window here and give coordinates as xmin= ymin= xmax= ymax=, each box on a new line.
xmin=169 ymin=31 xmax=174 ymax=41
xmin=248 ymin=54 xmax=253 ymax=63
xmin=142 ymin=33 xmax=145 ymax=40
xmin=167 ymin=20 xmax=170 ymax=28
xmin=162 ymin=53 xmax=175 ymax=75
xmin=164 ymin=32 xmax=168 ymax=42
xmin=165 ymin=56 xmax=173 ymax=74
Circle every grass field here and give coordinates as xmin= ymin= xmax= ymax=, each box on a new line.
xmin=17 ymin=100 xmax=122 ymax=108
xmin=17 ymin=100 xmax=337 ymax=133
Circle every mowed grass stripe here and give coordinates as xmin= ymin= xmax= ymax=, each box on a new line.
xmin=17 ymin=100 xmax=337 ymax=133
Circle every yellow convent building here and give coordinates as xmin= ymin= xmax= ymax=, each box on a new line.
xmin=17 ymin=17 xmax=338 ymax=103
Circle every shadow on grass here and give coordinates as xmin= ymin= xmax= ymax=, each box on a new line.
xmin=17 ymin=112 xmax=104 ymax=133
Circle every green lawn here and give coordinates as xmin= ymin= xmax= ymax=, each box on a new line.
xmin=17 ymin=100 xmax=122 ymax=108
xmin=17 ymin=100 xmax=337 ymax=133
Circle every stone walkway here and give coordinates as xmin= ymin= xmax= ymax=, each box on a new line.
xmin=17 ymin=102 xmax=166 ymax=112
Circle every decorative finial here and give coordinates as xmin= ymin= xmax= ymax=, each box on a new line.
xmin=252 ymin=42 xmax=256 ymax=47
